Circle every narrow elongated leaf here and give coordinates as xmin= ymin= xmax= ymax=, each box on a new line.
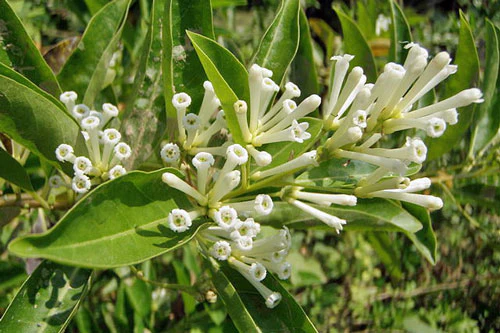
xmin=0 ymin=147 xmax=34 ymax=191
xmin=0 ymin=75 xmax=81 ymax=168
xmin=252 ymin=0 xmax=300 ymax=85
xmin=8 ymin=169 xmax=201 ymax=268
xmin=121 ymin=0 xmax=166 ymax=169
xmin=208 ymin=257 xmax=318 ymax=333
xmin=0 ymin=261 xmax=91 ymax=332
xmin=402 ymin=203 xmax=437 ymax=264
xmin=0 ymin=0 xmax=61 ymax=97
xmin=57 ymin=0 xmax=130 ymax=106
xmin=334 ymin=8 xmax=377 ymax=82
xmin=260 ymin=200 xmax=422 ymax=233
xmin=388 ymin=0 xmax=412 ymax=64
xmin=366 ymin=232 xmax=403 ymax=281
xmin=471 ymin=19 xmax=500 ymax=154
xmin=289 ymin=9 xmax=319 ymax=102
xmin=163 ymin=0 xmax=214 ymax=119
xmin=211 ymin=0 xmax=247 ymax=7
xmin=426 ymin=12 xmax=480 ymax=160
xmin=188 ymin=31 xmax=249 ymax=144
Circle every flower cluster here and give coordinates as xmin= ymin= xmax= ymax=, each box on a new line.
xmin=55 ymin=91 xmax=131 ymax=194
xmin=158 ymin=43 xmax=482 ymax=308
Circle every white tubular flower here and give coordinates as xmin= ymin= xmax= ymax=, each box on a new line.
xmin=334 ymin=149 xmax=408 ymax=175
xmin=404 ymin=88 xmax=483 ymax=119
xmin=325 ymin=126 xmax=363 ymax=151
xmin=267 ymin=95 xmax=321 ymax=134
xmin=287 ymin=198 xmax=346 ymax=233
xmin=329 ymin=66 xmax=367 ymax=120
xmin=219 ymin=144 xmax=248 ymax=177
xmin=198 ymin=81 xmax=221 ymax=127
xmin=234 ymin=100 xmax=252 ymax=142
xmin=60 ymin=91 xmax=77 ymax=112
xmin=261 ymin=260 xmax=292 ymax=280
xmin=162 ymin=172 xmax=207 ymax=206
xmin=384 ymin=116 xmax=447 ymax=137
xmin=229 ymin=257 xmax=267 ymax=282
xmin=183 ymin=113 xmax=200 ymax=147
xmin=72 ymin=104 xmax=90 ymax=120
xmin=355 ymin=176 xmax=409 ymax=196
xmin=398 ymin=177 xmax=431 ymax=193
xmin=292 ymin=189 xmax=357 ymax=207
xmin=72 ymin=173 xmax=91 ymax=194
xmin=49 ymin=175 xmax=64 ymax=188
xmin=231 ymin=218 xmax=261 ymax=239
xmin=101 ymin=128 xmax=122 ymax=166
xmin=234 ymin=236 xmax=254 ymax=251
xmin=403 ymin=43 xmax=429 ymax=70
xmin=350 ymin=85 xmax=372 ymax=114
xmin=351 ymin=110 xmax=367 ymax=128
xmin=425 ymin=118 xmax=447 ymax=137
xmin=211 ymin=241 xmax=232 ymax=261
xmin=244 ymin=228 xmax=291 ymax=255
xmin=266 ymin=82 xmax=301 ymax=121
xmin=113 ymin=142 xmax=132 ymax=161
xmin=249 ymin=262 xmax=267 ymax=282
xmin=368 ymin=190 xmax=443 ymax=210
xmin=108 ymin=165 xmax=126 ymax=180
xmin=249 ymin=64 xmax=266 ymax=132
xmin=81 ymin=115 xmax=101 ymax=163
xmin=213 ymin=206 xmax=238 ymax=230
xmin=253 ymin=120 xmax=311 ymax=145
xmin=193 ymin=110 xmax=226 ymax=146
xmin=255 ymin=194 xmax=273 ymax=215
xmin=167 ymin=208 xmax=192 ymax=233
xmin=259 ymin=99 xmax=297 ymax=133
xmin=73 ymin=156 xmax=93 ymax=175
xmin=192 ymin=152 xmax=214 ymax=194
xmin=101 ymin=103 xmax=119 ymax=125
xmin=375 ymin=14 xmax=390 ymax=36
xmin=55 ymin=144 xmax=75 ymax=163
xmin=324 ymin=54 xmax=355 ymax=119
xmin=259 ymin=77 xmax=280 ymax=118
xmin=173 ymin=92 xmax=192 ymax=142
xmin=247 ymin=145 xmax=272 ymax=166
xmin=251 ymin=150 xmax=318 ymax=180
xmin=160 ymin=143 xmax=181 ymax=164
xmin=209 ymin=170 xmax=241 ymax=205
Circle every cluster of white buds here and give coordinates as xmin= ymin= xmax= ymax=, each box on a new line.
xmin=56 ymin=91 xmax=131 ymax=194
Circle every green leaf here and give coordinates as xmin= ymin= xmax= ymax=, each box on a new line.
xmin=287 ymin=252 xmax=327 ymax=287
xmin=188 ymin=31 xmax=249 ymax=144
xmin=365 ymin=232 xmax=403 ymax=281
xmin=388 ymin=0 xmax=412 ymax=64
xmin=0 ymin=0 xmax=61 ymax=97
xmin=255 ymin=117 xmax=323 ymax=172
xmin=163 ymin=0 xmax=215 ymax=119
xmin=57 ymin=0 xmax=130 ymax=106
xmin=173 ymin=261 xmax=196 ymax=315
xmin=8 ymin=169 xmax=201 ymax=268
xmin=211 ymin=0 xmax=247 ymax=8
xmin=252 ymin=0 xmax=300 ymax=86
xmin=402 ymin=202 xmax=437 ymax=264
xmin=260 ymin=199 xmax=423 ymax=233
xmin=470 ymin=20 xmax=500 ymax=154
xmin=0 ymin=207 xmax=21 ymax=228
xmin=0 ymin=75 xmax=81 ymax=168
xmin=0 ymin=261 xmax=26 ymax=291
xmin=426 ymin=11 xmax=480 ymax=160
xmin=120 ymin=0 xmax=166 ymax=169
xmin=334 ymin=8 xmax=377 ymax=82
xmin=289 ymin=9 xmax=320 ymax=102
xmin=208 ymin=257 xmax=318 ymax=333
xmin=0 ymin=147 xmax=34 ymax=191
xmin=0 ymin=62 xmax=64 ymax=111
xmin=0 ymin=261 xmax=91 ymax=332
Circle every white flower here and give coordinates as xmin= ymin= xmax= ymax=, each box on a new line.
xmin=108 ymin=165 xmax=126 ymax=180
xmin=102 ymin=128 xmax=121 ymax=145
xmin=72 ymin=104 xmax=90 ymax=120
xmin=160 ymin=143 xmax=181 ymax=164
xmin=192 ymin=152 xmax=214 ymax=169
xmin=235 ymin=236 xmax=254 ymax=251
xmin=249 ymin=262 xmax=267 ymax=281
xmin=81 ymin=115 xmax=100 ymax=131
xmin=292 ymin=189 xmax=357 ymax=207
xmin=247 ymin=145 xmax=272 ymax=166
xmin=162 ymin=172 xmax=207 ymax=206
xmin=114 ymin=142 xmax=132 ymax=160
xmin=168 ymin=208 xmax=192 ymax=232
xmin=72 ymin=173 xmax=91 ymax=194
xmin=102 ymin=103 xmax=119 ymax=118
xmin=73 ymin=156 xmax=93 ymax=175
xmin=375 ymin=14 xmax=391 ymax=36
xmin=60 ymin=91 xmax=77 ymax=112
xmin=209 ymin=170 xmax=241 ymax=205
xmin=213 ymin=206 xmax=238 ymax=230
xmin=55 ymin=144 xmax=75 ymax=162
xmin=351 ymin=110 xmax=367 ymax=128
xmin=251 ymin=150 xmax=318 ymax=180
xmin=265 ymin=292 xmax=282 ymax=309
xmin=425 ymin=117 xmax=447 ymax=137
xmin=172 ymin=92 xmax=192 ymax=109
xmin=226 ymin=144 xmax=248 ymax=166
xmin=276 ymin=262 xmax=291 ymax=280
xmin=287 ymin=198 xmax=346 ymax=233
xmin=232 ymin=218 xmax=260 ymax=238
xmin=254 ymin=194 xmax=274 ymax=215
xmin=211 ymin=241 xmax=232 ymax=261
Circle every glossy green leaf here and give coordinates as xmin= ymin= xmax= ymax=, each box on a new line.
xmin=0 ymin=62 xmax=64 ymax=111
xmin=334 ymin=8 xmax=377 ymax=82
xmin=289 ymin=9 xmax=319 ymax=102
xmin=162 ymin=0 xmax=215 ymax=119
xmin=0 ymin=261 xmax=91 ymax=332
xmin=356 ymin=0 xmax=376 ymax=39
xmin=211 ymin=0 xmax=247 ymax=8
xmin=188 ymin=31 xmax=249 ymax=144
xmin=470 ymin=19 xmax=500 ymax=154
xmin=0 ymin=147 xmax=34 ymax=191
xmin=121 ymin=0 xmax=166 ymax=169
xmin=8 ymin=169 xmax=201 ymax=268
xmin=0 ymin=0 xmax=61 ymax=97
xmin=388 ymin=0 xmax=412 ymax=64
xmin=260 ymin=199 xmax=422 ymax=233
xmin=255 ymin=117 xmax=323 ymax=172
xmin=0 ymin=75 xmax=81 ymax=168
xmin=426 ymin=11 xmax=480 ymax=160
xmin=57 ymin=0 xmax=130 ymax=106
xmin=208 ymin=257 xmax=318 ymax=333
xmin=402 ymin=203 xmax=437 ymax=264
xmin=252 ymin=0 xmax=300 ymax=86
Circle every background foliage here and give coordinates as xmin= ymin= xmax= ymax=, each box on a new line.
xmin=0 ymin=0 xmax=499 ymax=332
